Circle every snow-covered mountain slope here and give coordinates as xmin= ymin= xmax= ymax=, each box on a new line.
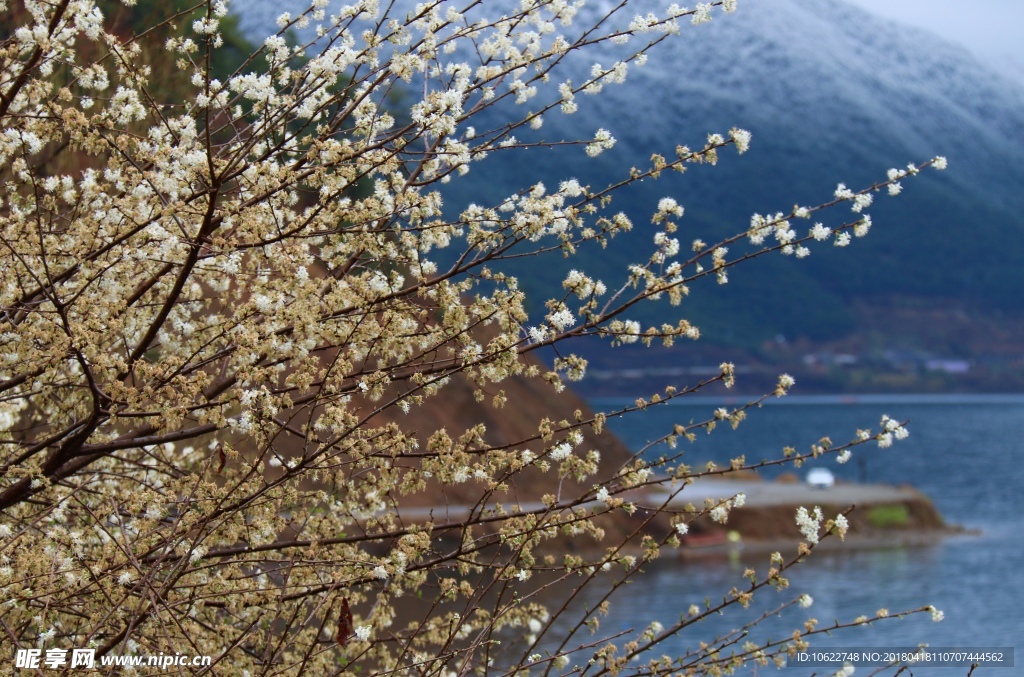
xmin=568 ymin=0 xmax=1024 ymax=211
xmin=234 ymin=0 xmax=1024 ymax=344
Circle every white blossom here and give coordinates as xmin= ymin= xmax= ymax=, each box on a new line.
xmin=658 ymin=197 xmax=684 ymax=217
xmin=560 ymin=178 xmax=584 ymax=197
xmin=550 ymin=443 xmax=572 ymax=460
xmin=586 ymin=128 xmax=616 ymax=157
xmin=833 ymin=513 xmax=849 ymax=538
xmin=834 ymin=183 xmax=855 ymax=200
xmin=729 ymin=127 xmax=752 ymax=153
xmin=549 ymin=308 xmax=576 ymax=331
xmin=851 ymin=192 xmax=873 ymax=213
xmin=853 ymin=214 xmax=872 ymax=237
xmin=528 ymin=326 xmax=551 ymax=343
xmin=795 ymin=506 xmax=823 ymax=544
xmin=692 ymin=4 xmax=713 ymax=25
xmin=810 ymin=223 xmax=831 ymax=240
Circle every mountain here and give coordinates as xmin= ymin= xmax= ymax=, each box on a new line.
xmin=234 ymin=0 xmax=1024 ymax=377
xmin=437 ymin=0 xmax=1024 ymax=344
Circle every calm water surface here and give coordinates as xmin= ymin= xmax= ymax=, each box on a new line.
xmin=541 ymin=395 xmax=1024 ymax=674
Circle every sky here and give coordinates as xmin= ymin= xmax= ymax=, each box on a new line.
xmin=845 ymin=0 xmax=1024 ymax=80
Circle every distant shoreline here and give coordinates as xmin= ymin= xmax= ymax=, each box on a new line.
xmin=674 ymin=529 xmax=973 ymax=560
xmin=590 ymin=392 xmax=1024 ymax=407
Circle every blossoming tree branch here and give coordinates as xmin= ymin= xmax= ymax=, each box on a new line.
xmin=0 ymin=0 xmax=946 ymax=672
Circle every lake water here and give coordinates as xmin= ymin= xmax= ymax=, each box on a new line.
xmin=543 ymin=395 xmax=1023 ymax=674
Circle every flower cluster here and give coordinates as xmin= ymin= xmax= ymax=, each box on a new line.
xmin=877 ymin=415 xmax=910 ymax=448
xmin=709 ymin=492 xmax=746 ymax=523
xmin=796 ymin=506 xmax=824 ymax=544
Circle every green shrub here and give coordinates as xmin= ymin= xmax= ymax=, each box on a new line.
xmin=867 ymin=504 xmax=911 ymax=528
